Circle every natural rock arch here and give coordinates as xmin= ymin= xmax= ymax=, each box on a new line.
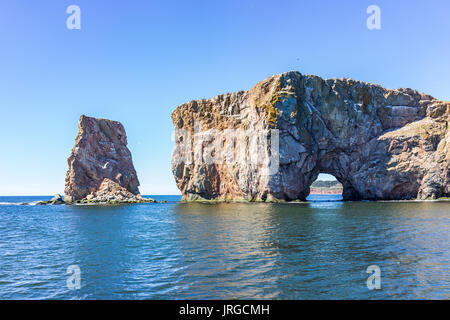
xmin=172 ymin=72 xmax=449 ymax=201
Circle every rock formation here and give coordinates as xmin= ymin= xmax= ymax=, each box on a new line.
xmin=36 ymin=194 xmax=65 ymax=205
xmin=65 ymin=115 xmax=153 ymax=203
xmin=171 ymin=71 xmax=449 ymax=201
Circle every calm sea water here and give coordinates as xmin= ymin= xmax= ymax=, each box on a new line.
xmin=0 ymin=194 xmax=449 ymax=299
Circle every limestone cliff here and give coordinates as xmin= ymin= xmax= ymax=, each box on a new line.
xmin=171 ymin=71 xmax=449 ymax=201
xmin=65 ymin=115 xmax=144 ymax=202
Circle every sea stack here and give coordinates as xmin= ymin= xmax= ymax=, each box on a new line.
xmin=65 ymin=115 xmax=153 ymax=203
xmin=171 ymin=71 xmax=449 ymax=201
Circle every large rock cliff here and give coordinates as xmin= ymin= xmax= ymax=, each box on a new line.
xmin=65 ymin=115 xmax=144 ymax=202
xmin=171 ymin=71 xmax=449 ymax=201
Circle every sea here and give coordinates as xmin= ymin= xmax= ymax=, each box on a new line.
xmin=0 ymin=194 xmax=449 ymax=299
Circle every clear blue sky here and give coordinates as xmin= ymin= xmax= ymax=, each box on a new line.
xmin=0 ymin=0 xmax=449 ymax=195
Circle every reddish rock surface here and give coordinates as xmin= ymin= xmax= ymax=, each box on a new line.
xmin=65 ymin=115 xmax=141 ymax=202
xmin=309 ymin=187 xmax=343 ymax=195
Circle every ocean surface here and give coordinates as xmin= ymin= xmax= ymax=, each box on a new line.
xmin=0 ymin=194 xmax=449 ymax=300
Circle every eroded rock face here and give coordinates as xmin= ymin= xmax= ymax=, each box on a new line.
xmin=171 ymin=71 xmax=449 ymax=201
xmin=65 ymin=115 xmax=141 ymax=202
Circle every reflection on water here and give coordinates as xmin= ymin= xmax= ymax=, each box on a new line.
xmin=0 ymin=196 xmax=449 ymax=299
xmin=173 ymin=203 xmax=280 ymax=299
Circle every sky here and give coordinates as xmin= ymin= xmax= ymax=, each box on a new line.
xmin=0 ymin=0 xmax=449 ymax=195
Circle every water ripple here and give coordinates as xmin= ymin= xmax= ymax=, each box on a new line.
xmin=0 ymin=197 xmax=449 ymax=299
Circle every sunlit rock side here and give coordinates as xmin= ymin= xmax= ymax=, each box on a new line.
xmin=65 ymin=115 xmax=154 ymax=203
xmin=171 ymin=71 xmax=449 ymax=201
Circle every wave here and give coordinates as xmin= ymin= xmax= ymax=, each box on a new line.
xmin=0 ymin=201 xmax=41 ymax=206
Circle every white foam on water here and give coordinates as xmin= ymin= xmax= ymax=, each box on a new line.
xmin=0 ymin=202 xmax=24 ymax=205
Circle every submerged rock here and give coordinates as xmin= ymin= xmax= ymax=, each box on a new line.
xmin=65 ymin=115 xmax=155 ymax=204
xmin=171 ymin=71 xmax=449 ymax=201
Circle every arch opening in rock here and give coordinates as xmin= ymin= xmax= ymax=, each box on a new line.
xmin=306 ymin=173 xmax=343 ymax=201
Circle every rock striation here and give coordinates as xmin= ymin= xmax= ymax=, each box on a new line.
xmin=65 ymin=115 xmax=153 ymax=203
xmin=171 ymin=71 xmax=449 ymax=201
